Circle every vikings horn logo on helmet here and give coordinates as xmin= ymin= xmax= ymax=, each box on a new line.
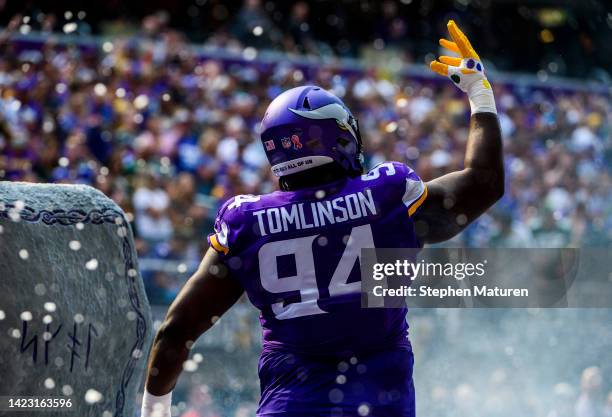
xmin=289 ymin=103 xmax=359 ymax=141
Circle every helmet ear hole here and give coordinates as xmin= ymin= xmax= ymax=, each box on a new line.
xmin=302 ymin=96 xmax=311 ymax=109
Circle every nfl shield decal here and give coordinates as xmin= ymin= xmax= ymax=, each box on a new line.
xmin=264 ymin=140 xmax=275 ymax=151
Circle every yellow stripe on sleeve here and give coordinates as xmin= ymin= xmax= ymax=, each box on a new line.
xmin=408 ymin=184 xmax=428 ymax=217
xmin=210 ymin=234 xmax=229 ymax=255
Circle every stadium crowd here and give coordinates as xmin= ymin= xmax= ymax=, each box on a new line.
xmin=1 ymin=19 xmax=609 ymax=266
xmin=1 ymin=12 xmax=611 ymax=417
xmin=2 ymin=0 xmax=611 ymax=80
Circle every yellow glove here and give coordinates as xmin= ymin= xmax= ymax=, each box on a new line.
xmin=430 ymin=20 xmax=497 ymax=115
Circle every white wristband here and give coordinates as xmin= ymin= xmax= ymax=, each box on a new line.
xmin=141 ymin=389 xmax=172 ymax=417
xmin=466 ymin=79 xmax=497 ymax=115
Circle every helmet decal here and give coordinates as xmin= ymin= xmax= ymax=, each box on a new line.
xmin=272 ymin=155 xmax=334 ymax=176
xmin=289 ymin=103 xmax=358 ymax=141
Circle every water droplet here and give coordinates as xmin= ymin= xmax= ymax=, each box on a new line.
xmin=20 ymin=311 xmax=33 ymax=321
xmin=456 ymin=214 xmax=467 ymax=225
xmin=69 ymin=240 xmax=81 ymax=251
xmin=183 ymin=360 xmax=198 ymax=372
xmin=9 ymin=209 xmax=21 ymax=222
xmin=84 ymin=389 xmax=103 ymax=404
xmin=329 ymin=388 xmax=344 ymax=404
xmin=228 ymin=257 xmax=242 ymax=270
xmin=85 ymin=259 xmax=98 ymax=271
xmin=34 ymin=283 xmax=46 ymax=295
xmin=358 ymin=404 xmax=370 ymax=416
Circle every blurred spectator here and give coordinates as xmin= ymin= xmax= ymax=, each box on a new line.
xmin=547 ymin=383 xmax=577 ymax=417
xmin=180 ymin=385 xmax=221 ymax=417
xmin=576 ymin=367 xmax=605 ymax=417
xmin=231 ymin=0 xmax=281 ymax=50
xmin=133 ymin=172 xmax=173 ymax=242
xmin=603 ymin=392 xmax=612 ymax=417
xmin=167 ymin=172 xmax=207 ymax=240
xmin=284 ymin=2 xmax=318 ymax=55
xmin=490 ymin=212 xmax=534 ymax=247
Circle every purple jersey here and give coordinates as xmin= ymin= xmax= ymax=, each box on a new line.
xmin=208 ymin=161 xmax=426 ymax=416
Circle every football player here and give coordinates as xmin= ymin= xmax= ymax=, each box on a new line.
xmin=141 ymin=20 xmax=503 ymax=417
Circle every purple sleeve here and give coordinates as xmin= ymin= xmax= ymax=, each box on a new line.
xmin=207 ymin=196 xmax=241 ymax=256
xmin=207 ymin=194 xmax=260 ymax=256
xmin=395 ymin=162 xmax=428 ymax=217
xmin=370 ymin=161 xmax=427 ymax=217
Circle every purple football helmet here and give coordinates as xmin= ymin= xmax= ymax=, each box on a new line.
xmin=260 ymin=85 xmax=363 ymax=177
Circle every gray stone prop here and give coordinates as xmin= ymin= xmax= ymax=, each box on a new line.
xmin=0 ymin=182 xmax=153 ymax=417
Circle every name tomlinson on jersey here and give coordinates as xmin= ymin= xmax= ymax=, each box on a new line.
xmin=253 ymin=189 xmax=377 ymax=236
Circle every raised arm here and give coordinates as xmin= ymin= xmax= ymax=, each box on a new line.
xmin=414 ymin=20 xmax=504 ymax=243
xmin=141 ymin=247 xmax=244 ymax=416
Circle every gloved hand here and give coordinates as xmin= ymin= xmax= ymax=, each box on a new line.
xmin=430 ymin=20 xmax=497 ymax=115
